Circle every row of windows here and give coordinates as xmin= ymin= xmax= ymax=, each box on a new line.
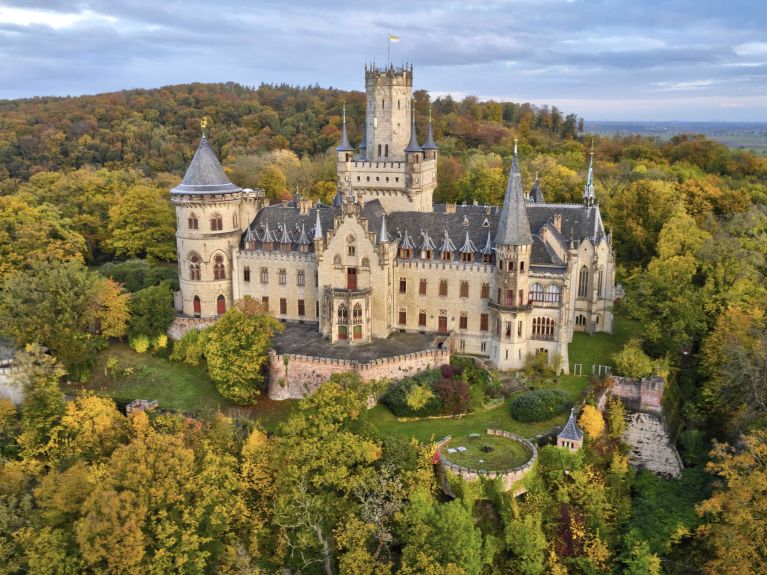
xmin=529 ymin=283 xmax=562 ymax=303
xmin=336 ymin=303 xmax=364 ymax=325
xmin=577 ymin=266 xmax=605 ymax=298
xmin=187 ymin=213 xmax=238 ymax=231
xmin=396 ymin=309 xmax=490 ymax=332
xmin=188 ymin=254 xmax=226 ymax=281
xmin=399 ymin=279 xmax=491 ymax=298
xmin=397 ymin=248 xmax=494 ymax=263
xmin=262 ymin=296 xmax=311 ymax=317
xmin=246 ymin=267 xmax=311 ymax=287
xmin=497 ymin=259 xmax=526 ymax=273
xmin=494 ymin=317 xmax=558 ymax=340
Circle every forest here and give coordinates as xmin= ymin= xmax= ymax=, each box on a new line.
xmin=0 ymin=81 xmax=766 ymax=574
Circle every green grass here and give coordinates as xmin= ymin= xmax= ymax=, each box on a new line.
xmin=78 ymin=343 xmax=296 ymax=431
xmin=366 ymin=376 xmax=587 ymax=443
xmin=443 ymin=433 xmax=532 ymax=470
xmin=568 ymin=313 xmax=642 ymax=375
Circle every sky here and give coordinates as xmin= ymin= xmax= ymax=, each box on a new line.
xmin=1 ymin=1 xmax=766 ymax=121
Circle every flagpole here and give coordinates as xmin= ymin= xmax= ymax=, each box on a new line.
xmin=387 ymin=34 xmax=390 ymax=67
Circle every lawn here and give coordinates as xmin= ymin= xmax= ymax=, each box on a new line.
xmin=78 ymin=342 xmax=295 ymax=431
xmin=366 ymin=375 xmax=588 ymax=443
xmin=443 ymin=433 xmax=532 ymax=470
xmin=568 ymin=313 xmax=642 ymax=375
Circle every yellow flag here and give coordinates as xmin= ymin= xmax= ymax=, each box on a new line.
xmin=388 ymin=34 xmax=400 ymax=42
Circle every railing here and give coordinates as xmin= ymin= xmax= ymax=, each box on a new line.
xmin=488 ymin=301 xmax=533 ymax=313
xmin=530 ymin=334 xmax=557 ymax=341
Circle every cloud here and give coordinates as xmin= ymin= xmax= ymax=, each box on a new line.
xmin=0 ymin=0 xmax=765 ymax=120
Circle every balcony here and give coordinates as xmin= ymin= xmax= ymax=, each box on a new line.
xmin=488 ymin=300 xmax=533 ymax=313
xmin=530 ymin=334 xmax=557 ymax=342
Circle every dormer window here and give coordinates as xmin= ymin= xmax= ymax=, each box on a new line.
xmin=461 ymin=252 xmax=473 ymax=262
xmin=441 ymin=251 xmax=452 ymax=261
xmin=422 ymin=250 xmax=432 ymax=260
xmin=398 ymin=248 xmax=412 ymax=258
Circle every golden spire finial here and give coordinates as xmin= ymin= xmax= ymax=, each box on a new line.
xmin=201 ymin=116 xmax=209 ymax=138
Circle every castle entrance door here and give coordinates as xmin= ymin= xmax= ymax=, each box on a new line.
xmin=193 ymin=296 xmax=201 ymax=317
xmin=438 ymin=315 xmax=448 ymax=332
xmin=217 ymin=295 xmax=226 ymax=315
xmin=347 ymin=267 xmax=357 ymax=290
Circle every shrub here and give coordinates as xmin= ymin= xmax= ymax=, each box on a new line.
xmin=170 ymin=328 xmax=208 ymax=366
xmin=383 ymin=370 xmax=442 ymax=417
xmin=152 ymin=334 xmax=168 ymax=352
xmin=406 ymin=384 xmax=435 ymax=411
xmin=509 ymin=389 xmax=571 ymax=422
xmin=434 ymin=377 xmax=470 ymax=415
xmin=129 ymin=335 xmax=150 ymax=354
xmin=128 ymin=283 xmax=175 ymax=339
xmin=613 ymin=338 xmax=654 ymax=378
xmin=579 ymin=405 xmax=605 ymax=438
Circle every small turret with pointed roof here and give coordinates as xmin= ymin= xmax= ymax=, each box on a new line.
xmin=495 ymin=140 xmax=533 ymax=246
xmin=583 ymin=141 xmax=596 ymax=207
xmin=529 ymin=172 xmax=545 ymax=203
xmin=422 ymin=105 xmax=438 ymax=151
xmin=313 ymin=208 xmax=324 ymax=241
xmin=378 ymin=213 xmax=389 ymax=244
xmin=172 ymin=129 xmax=241 ymax=196
xmin=336 ymin=104 xmax=353 ymax=153
xmin=404 ymin=99 xmax=422 ymax=154
xmin=557 ymin=408 xmax=584 ymax=452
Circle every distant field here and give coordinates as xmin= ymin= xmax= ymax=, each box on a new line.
xmin=585 ymin=120 xmax=767 ymax=155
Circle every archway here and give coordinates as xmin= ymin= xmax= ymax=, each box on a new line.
xmin=193 ymin=295 xmax=201 ymax=317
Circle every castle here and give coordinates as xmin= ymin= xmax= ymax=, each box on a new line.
xmin=171 ymin=64 xmax=615 ymax=372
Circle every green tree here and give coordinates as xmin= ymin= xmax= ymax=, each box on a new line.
xmin=127 ymin=283 xmax=175 ymax=339
xmin=204 ymin=297 xmax=283 ymax=404
xmin=612 ymin=338 xmax=654 ymax=379
xmin=105 ymin=184 xmax=176 ymax=261
xmin=455 ymin=165 xmax=506 ymax=205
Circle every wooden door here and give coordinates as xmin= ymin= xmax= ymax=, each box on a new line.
xmin=347 ymin=268 xmax=357 ymax=290
xmin=216 ymin=295 xmax=226 ymax=315
xmin=193 ymin=296 xmax=201 ymax=317
xmin=438 ymin=315 xmax=448 ymax=332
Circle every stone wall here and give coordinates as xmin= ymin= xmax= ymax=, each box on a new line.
xmin=440 ymin=429 xmax=538 ymax=495
xmin=0 ymin=366 xmax=23 ymax=405
xmin=167 ymin=316 xmax=219 ymax=340
xmin=609 ymin=375 xmax=664 ymax=413
xmin=268 ymin=346 xmax=451 ymax=400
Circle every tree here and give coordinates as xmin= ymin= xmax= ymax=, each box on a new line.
xmin=204 ymin=297 xmax=283 ymax=404
xmin=612 ymin=339 xmax=654 ymax=379
xmin=606 ymin=397 xmax=626 ymax=439
xmin=127 ymin=283 xmax=175 ymax=339
xmin=105 ymin=184 xmax=176 ymax=261
xmin=0 ymin=196 xmax=86 ymax=281
xmin=505 ymin=509 xmax=547 ymax=575
xmin=622 ymin=538 xmax=661 ymax=575
xmin=578 ymin=406 xmax=605 ymax=439
xmin=0 ymin=261 xmax=124 ymax=377
xmin=94 ymin=278 xmax=131 ymax=339
xmin=52 ymin=393 xmax=129 ymax=462
xmin=697 ymin=431 xmax=767 ymax=574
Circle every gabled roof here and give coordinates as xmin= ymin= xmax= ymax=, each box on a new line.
xmin=494 ymin=142 xmax=533 ymax=246
xmin=558 ymin=408 xmax=583 ymax=442
xmin=171 ymin=137 xmax=242 ymax=195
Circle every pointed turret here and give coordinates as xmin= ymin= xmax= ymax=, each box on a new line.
xmin=172 ymin=136 xmax=241 ymax=195
xmin=378 ymin=213 xmax=389 ymax=243
xmin=332 ymin=187 xmax=344 ymax=208
xmin=296 ymin=223 xmax=311 ymax=246
xmin=583 ymin=143 xmax=596 ymax=207
xmin=420 ymin=230 xmax=437 ymax=252
xmin=439 ymin=229 xmax=457 ymax=254
xmin=336 ymin=105 xmax=353 ymax=152
xmin=422 ymin=105 xmax=438 ymax=150
xmin=313 ymin=209 xmax=323 ymax=241
xmin=459 ymin=230 xmax=477 ymax=254
xmin=404 ymin=100 xmax=422 ymax=154
xmin=480 ymin=229 xmax=494 ymax=255
xmin=495 ymin=140 xmax=533 ymax=246
xmin=557 ymin=408 xmax=584 ymax=452
xmin=529 ymin=173 xmax=545 ymax=203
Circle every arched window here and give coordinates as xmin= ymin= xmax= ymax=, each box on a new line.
xmin=597 ymin=267 xmax=604 ymax=297
xmin=384 ymin=144 xmax=389 ymax=157
xmin=576 ymin=314 xmax=586 ymax=327
xmin=210 ymin=213 xmax=223 ymax=231
xmin=337 ymin=303 xmax=348 ymax=325
xmin=578 ymin=266 xmax=589 ymax=298
xmin=233 ymin=213 xmax=239 ymax=228
xmin=353 ymin=303 xmax=362 ymax=324
xmin=189 ymin=254 xmax=201 ymax=281
xmin=188 ymin=213 xmax=199 ymax=230
xmin=378 ymin=144 xmax=382 ymax=157
xmin=532 ymin=317 xmax=555 ymax=340
xmin=213 ymin=254 xmax=226 ymax=280
xmin=530 ymin=283 xmax=544 ymax=302
xmin=545 ymin=284 xmax=561 ymax=303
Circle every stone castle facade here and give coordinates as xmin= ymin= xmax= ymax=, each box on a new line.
xmin=171 ymin=64 xmax=616 ymax=372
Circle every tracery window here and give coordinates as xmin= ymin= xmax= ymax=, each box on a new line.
xmin=597 ymin=267 xmax=604 ymax=297
xmin=530 ymin=283 xmax=544 ymax=302
xmin=337 ymin=303 xmax=348 ymax=325
xmin=210 ymin=214 xmax=223 ymax=231
xmin=532 ymin=317 xmax=555 ymax=340
xmin=189 ymin=254 xmax=201 ymax=281
xmin=578 ymin=266 xmax=589 ymax=298
xmin=353 ymin=304 xmax=362 ymax=324
xmin=545 ymin=284 xmax=561 ymax=303
xmin=213 ymin=254 xmax=226 ymax=280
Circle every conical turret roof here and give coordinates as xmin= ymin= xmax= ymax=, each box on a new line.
xmin=558 ymin=408 xmax=583 ymax=442
xmin=494 ymin=141 xmax=532 ymax=246
xmin=422 ymin=106 xmax=438 ymax=150
xmin=336 ymin=105 xmax=353 ymax=152
xmin=172 ymin=137 xmax=241 ymax=195
xmin=405 ymin=103 xmax=422 ymax=153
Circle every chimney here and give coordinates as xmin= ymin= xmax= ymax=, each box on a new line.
xmin=445 ymin=203 xmax=456 ymax=214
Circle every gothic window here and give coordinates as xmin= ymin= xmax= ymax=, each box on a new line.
xmin=193 ymin=295 xmax=201 ymax=317
xmin=419 ymin=278 xmax=427 ymax=295
xmin=353 ymin=303 xmax=362 ymax=324
xmin=260 ymin=267 xmax=268 ymax=284
xmin=576 ymin=314 xmax=587 ymax=326
xmin=243 ymin=266 xmax=251 ymax=282
xmin=399 ymin=248 xmax=412 ymax=258
xmin=530 ymin=283 xmax=544 ymax=302
xmin=578 ymin=266 xmax=589 ymax=298
xmin=217 ymin=295 xmax=226 ymax=315
xmin=459 ymin=312 xmax=468 ymax=330
xmin=348 ymin=245 xmax=356 ymax=256
xmin=532 ymin=317 xmax=555 ymax=339
xmin=398 ymin=308 xmax=407 ymax=325
xmin=188 ymin=214 xmax=199 ymax=230
xmin=337 ymin=303 xmax=348 ymax=325
xmin=378 ymin=144 xmax=382 ymax=156
xmin=210 ymin=214 xmax=223 ymax=231
xmin=460 ymin=281 xmax=469 ymax=298
xmin=480 ymin=313 xmax=489 ymax=332
xmin=597 ymin=267 xmax=604 ymax=297
xmin=399 ymin=277 xmax=407 ymax=294
xmin=461 ymin=252 xmax=473 ymax=262
xmin=441 ymin=250 xmax=452 ymax=261
xmin=545 ymin=284 xmax=561 ymax=303
xmin=213 ymin=254 xmax=226 ymax=280
xmin=189 ymin=254 xmax=201 ymax=281
xmin=297 ymin=270 xmax=305 ymax=287
xmin=481 ymin=283 xmax=490 ymax=298
xmin=278 ymin=269 xmax=286 ymax=285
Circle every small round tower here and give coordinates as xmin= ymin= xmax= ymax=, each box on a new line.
xmin=171 ymin=132 xmax=245 ymax=318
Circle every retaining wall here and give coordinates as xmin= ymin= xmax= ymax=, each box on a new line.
xmin=440 ymin=429 xmax=538 ymax=495
xmin=609 ymin=375 xmax=664 ymax=413
xmin=167 ymin=316 xmax=219 ymax=340
xmin=268 ymin=346 xmax=451 ymax=400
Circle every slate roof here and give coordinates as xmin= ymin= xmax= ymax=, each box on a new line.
xmin=558 ymin=408 xmax=584 ymax=442
xmin=171 ymin=137 xmax=242 ymax=195
xmin=528 ymin=178 xmax=545 ymax=203
xmin=495 ymin=148 xmax=533 ymax=246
